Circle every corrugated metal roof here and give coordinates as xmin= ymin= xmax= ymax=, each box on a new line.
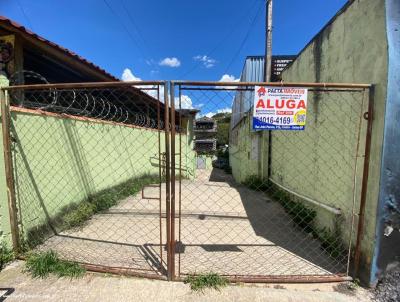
xmin=240 ymin=56 xmax=265 ymax=82
xmin=231 ymin=56 xmax=264 ymax=128
xmin=0 ymin=16 xmax=118 ymax=81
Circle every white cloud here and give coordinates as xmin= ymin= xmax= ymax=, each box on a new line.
xmin=174 ymin=95 xmax=193 ymax=109
xmin=200 ymin=107 xmax=232 ymax=118
xmin=121 ymin=68 xmax=142 ymax=81
xmin=218 ymin=74 xmax=240 ymax=89
xmin=159 ymin=57 xmax=181 ymax=67
xmin=193 ymin=55 xmax=217 ymax=68
xmin=218 ymin=74 xmax=239 ymax=83
xmin=121 ymin=68 xmax=163 ymax=101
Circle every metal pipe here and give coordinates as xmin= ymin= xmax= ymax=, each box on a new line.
xmin=173 ymin=81 xmax=372 ymax=89
xmin=354 ymin=85 xmax=375 ymax=277
xmin=0 ymin=90 xmax=20 ymax=253
xmin=269 ymin=178 xmax=342 ymax=215
xmin=178 ymin=85 xmax=182 ymax=277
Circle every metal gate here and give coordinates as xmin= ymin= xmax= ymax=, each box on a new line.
xmin=1 ymin=81 xmax=172 ymax=279
xmin=169 ymin=81 xmax=373 ymax=282
xmin=1 ymin=80 xmax=373 ymax=282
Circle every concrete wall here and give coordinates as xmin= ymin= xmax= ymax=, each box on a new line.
xmin=230 ymin=116 xmax=267 ymax=183
xmin=7 ymin=109 xmax=195 ymax=240
xmin=230 ymin=0 xmax=388 ymax=282
xmin=280 ymin=0 xmax=387 ymax=281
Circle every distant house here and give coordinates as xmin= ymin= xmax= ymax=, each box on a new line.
xmin=193 ymin=117 xmax=217 ymax=152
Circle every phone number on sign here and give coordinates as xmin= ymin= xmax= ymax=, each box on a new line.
xmin=260 ymin=116 xmax=292 ymax=124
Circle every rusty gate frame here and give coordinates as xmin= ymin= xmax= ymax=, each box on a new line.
xmin=168 ymin=81 xmax=374 ymax=283
xmin=0 ymin=80 xmax=374 ymax=283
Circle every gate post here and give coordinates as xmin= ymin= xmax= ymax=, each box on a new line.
xmin=163 ymin=82 xmax=173 ymax=280
xmin=0 ymin=87 xmax=20 ymax=253
xmin=169 ymin=81 xmax=176 ymax=280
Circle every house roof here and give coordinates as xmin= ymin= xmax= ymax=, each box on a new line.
xmin=0 ymin=16 xmax=118 ymax=81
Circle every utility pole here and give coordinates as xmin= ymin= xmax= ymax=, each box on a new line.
xmin=264 ymin=0 xmax=273 ymax=82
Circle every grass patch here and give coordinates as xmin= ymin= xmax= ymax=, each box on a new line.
xmin=184 ymin=273 xmax=228 ymax=292
xmin=0 ymin=242 xmax=14 ymax=270
xmin=25 ymin=250 xmax=85 ymax=278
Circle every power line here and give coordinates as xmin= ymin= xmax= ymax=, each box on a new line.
xmin=16 ymin=0 xmax=34 ymax=31
xmin=102 ymin=0 xmax=148 ymax=60
xmin=178 ymin=0 xmax=262 ymax=79
xmin=119 ymin=0 xmax=155 ymax=58
xmin=223 ymin=0 xmax=264 ymax=74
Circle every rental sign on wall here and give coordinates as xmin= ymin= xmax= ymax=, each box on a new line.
xmin=252 ymin=86 xmax=308 ymax=130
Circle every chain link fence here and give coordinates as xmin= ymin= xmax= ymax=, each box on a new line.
xmin=172 ymin=82 xmax=371 ymax=282
xmin=1 ymin=80 xmax=372 ymax=282
xmin=2 ymin=82 xmax=174 ymax=278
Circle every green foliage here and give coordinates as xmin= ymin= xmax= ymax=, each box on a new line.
xmin=242 ymin=175 xmax=269 ymax=191
xmin=242 ymin=175 xmax=345 ymax=257
xmin=212 ymin=112 xmax=231 ymax=146
xmin=25 ymin=250 xmax=85 ymax=278
xmin=184 ymin=273 xmax=228 ymax=292
xmin=0 ymin=242 xmax=14 ymax=270
xmin=216 ymin=122 xmax=230 ymax=146
xmin=22 ymin=174 xmax=161 ymax=250
xmin=217 ymin=148 xmax=229 ymax=159
xmin=314 ymin=227 xmax=345 ymax=258
xmin=224 ymin=165 xmax=232 ymax=174
xmin=63 ymin=174 xmax=160 ymax=228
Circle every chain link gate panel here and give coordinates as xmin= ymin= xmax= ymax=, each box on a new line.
xmin=170 ymin=81 xmax=373 ymax=282
xmin=1 ymin=80 xmax=373 ymax=282
xmin=1 ymin=81 xmax=175 ymax=279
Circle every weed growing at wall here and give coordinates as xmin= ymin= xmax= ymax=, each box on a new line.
xmin=242 ymin=175 xmax=345 ymax=258
xmin=184 ymin=273 xmax=228 ymax=292
xmin=21 ymin=174 xmax=162 ymax=250
xmin=0 ymin=242 xmax=14 ymax=270
xmin=25 ymin=250 xmax=85 ymax=278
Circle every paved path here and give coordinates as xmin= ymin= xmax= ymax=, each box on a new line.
xmin=38 ymin=168 xmax=344 ymax=278
xmin=0 ymin=261 xmax=372 ymax=302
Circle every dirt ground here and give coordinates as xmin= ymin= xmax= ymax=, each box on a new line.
xmin=38 ymin=168 xmax=344 ymax=278
xmin=0 ymin=261 xmax=372 ymax=302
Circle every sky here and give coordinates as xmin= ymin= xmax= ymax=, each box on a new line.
xmin=0 ymin=0 xmax=348 ymax=84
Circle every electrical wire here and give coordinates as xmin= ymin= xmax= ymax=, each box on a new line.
xmin=16 ymin=0 xmax=34 ymax=31
xmin=102 ymin=0 xmax=149 ymax=60
xmin=178 ymin=0 xmax=262 ymax=79
xmin=119 ymin=0 xmax=156 ymax=59
xmin=223 ymin=0 xmax=264 ymax=74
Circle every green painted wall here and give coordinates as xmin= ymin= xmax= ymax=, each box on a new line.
xmin=230 ymin=0 xmax=388 ymax=277
xmin=280 ymin=0 xmax=387 ymax=274
xmin=230 ymin=116 xmax=266 ymax=183
xmin=8 ymin=110 xmax=195 ymax=239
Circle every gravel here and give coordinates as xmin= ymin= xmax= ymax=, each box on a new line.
xmin=373 ymin=263 xmax=400 ymax=302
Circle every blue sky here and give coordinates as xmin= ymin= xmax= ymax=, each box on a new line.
xmin=1 ymin=0 xmax=348 ymax=83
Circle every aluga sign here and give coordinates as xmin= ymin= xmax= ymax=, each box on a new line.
xmin=253 ymin=86 xmax=308 ymax=130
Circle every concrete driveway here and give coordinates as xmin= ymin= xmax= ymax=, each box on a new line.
xmin=37 ymin=168 xmax=344 ymax=279
xmin=0 ymin=261 xmax=372 ymax=302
